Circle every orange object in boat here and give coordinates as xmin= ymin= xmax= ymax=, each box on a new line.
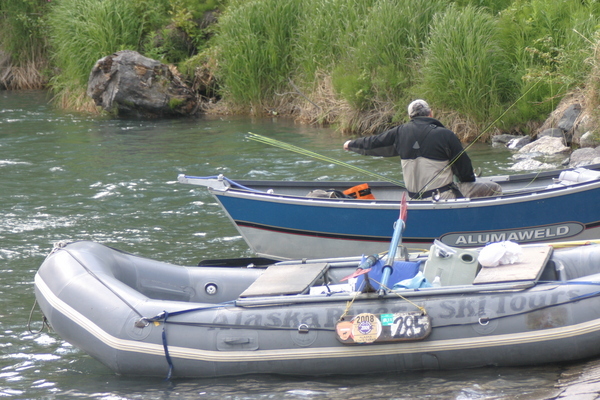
xmin=343 ymin=183 xmax=375 ymax=199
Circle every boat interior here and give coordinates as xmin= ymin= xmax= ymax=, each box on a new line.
xmin=84 ymin=240 xmax=600 ymax=307
xmin=221 ymin=166 xmax=600 ymax=202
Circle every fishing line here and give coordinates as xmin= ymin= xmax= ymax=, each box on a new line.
xmin=414 ymin=78 xmax=544 ymax=199
xmin=246 ymin=132 xmax=405 ymax=187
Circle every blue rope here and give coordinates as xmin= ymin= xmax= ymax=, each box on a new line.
xmin=534 ymin=280 xmax=600 ymax=301
xmin=151 ymin=303 xmax=235 ymax=380
xmin=160 ymin=311 xmax=174 ymax=381
xmin=564 ymin=281 xmax=600 ymax=300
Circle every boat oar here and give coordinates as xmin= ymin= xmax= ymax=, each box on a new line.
xmin=378 ymin=192 xmax=408 ymax=297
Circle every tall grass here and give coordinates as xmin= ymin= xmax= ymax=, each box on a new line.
xmin=353 ymin=0 xmax=446 ymax=107
xmin=5 ymin=0 xmax=600 ymax=137
xmin=0 ymin=0 xmax=49 ymax=88
xmin=419 ymin=5 xmax=514 ymax=125
xmin=47 ymin=0 xmax=144 ymax=106
xmin=295 ymin=0 xmax=376 ymax=111
xmin=209 ymin=0 xmax=600 ymax=135
xmin=213 ymin=0 xmax=303 ymax=109
xmin=293 ymin=0 xmax=375 ymax=83
xmin=452 ymin=0 xmax=513 ymax=14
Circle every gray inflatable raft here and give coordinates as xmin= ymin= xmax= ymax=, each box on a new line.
xmin=34 ymin=240 xmax=600 ymax=378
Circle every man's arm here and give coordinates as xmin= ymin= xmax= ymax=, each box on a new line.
xmin=343 ymin=127 xmax=400 ymax=157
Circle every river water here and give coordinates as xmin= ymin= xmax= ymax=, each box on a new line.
xmin=0 ymin=90 xmax=580 ymax=399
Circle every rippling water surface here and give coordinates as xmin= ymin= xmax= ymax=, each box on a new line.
xmin=0 ymin=90 xmax=574 ymax=399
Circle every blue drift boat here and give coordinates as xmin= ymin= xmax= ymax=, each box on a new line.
xmin=179 ymin=165 xmax=600 ymax=260
xmin=34 ymin=239 xmax=600 ymax=378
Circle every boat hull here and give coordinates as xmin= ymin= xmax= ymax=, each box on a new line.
xmin=179 ymin=166 xmax=600 ymax=259
xmin=208 ymin=181 xmax=600 ymax=259
xmin=34 ymin=241 xmax=600 ymax=378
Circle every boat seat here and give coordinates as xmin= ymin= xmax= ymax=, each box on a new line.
xmin=239 ymin=262 xmax=329 ymax=297
xmin=473 ymin=245 xmax=553 ymax=284
xmin=551 ymin=244 xmax=600 ymax=280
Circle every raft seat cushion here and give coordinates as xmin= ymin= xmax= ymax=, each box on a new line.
xmin=473 ymin=245 xmax=553 ymax=284
xmin=239 ymin=262 xmax=329 ymax=297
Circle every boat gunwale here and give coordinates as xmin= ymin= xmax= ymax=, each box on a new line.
xmin=182 ymin=162 xmax=600 ymax=190
xmin=206 ymin=178 xmax=600 ymax=210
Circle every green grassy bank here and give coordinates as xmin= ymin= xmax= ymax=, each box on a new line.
xmin=2 ymin=0 xmax=600 ymax=139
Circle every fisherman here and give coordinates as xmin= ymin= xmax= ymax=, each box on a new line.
xmin=343 ymin=99 xmax=502 ymax=200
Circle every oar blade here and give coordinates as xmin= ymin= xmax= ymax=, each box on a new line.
xmin=400 ymin=191 xmax=408 ymax=222
xmin=340 ymin=267 xmax=372 ymax=281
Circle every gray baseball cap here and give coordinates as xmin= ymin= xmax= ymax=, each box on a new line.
xmin=407 ymin=99 xmax=431 ymax=118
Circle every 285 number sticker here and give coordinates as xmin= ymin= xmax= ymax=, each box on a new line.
xmin=336 ymin=311 xmax=431 ymax=344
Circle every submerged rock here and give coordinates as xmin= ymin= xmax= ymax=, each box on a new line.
xmin=507 ymin=136 xmax=531 ymax=150
xmin=509 ymin=159 xmax=556 ymax=171
xmin=87 ymin=50 xmax=197 ymax=118
xmin=491 ymin=134 xmax=521 ymax=147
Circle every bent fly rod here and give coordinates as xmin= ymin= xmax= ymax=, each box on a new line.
xmin=246 ymin=132 xmax=405 ymax=187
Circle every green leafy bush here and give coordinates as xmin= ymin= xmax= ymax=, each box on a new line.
xmin=0 ymin=0 xmax=48 ymax=64
xmin=497 ymin=0 xmax=600 ymax=125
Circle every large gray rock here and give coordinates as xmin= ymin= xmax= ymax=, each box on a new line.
xmin=538 ymin=127 xmax=564 ymax=139
xmin=572 ymin=113 xmax=592 ymax=146
xmin=557 ymin=104 xmax=582 ymax=132
xmin=518 ymin=136 xmax=570 ymax=156
xmin=568 ymin=147 xmax=600 ymax=167
xmin=87 ymin=50 xmax=197 ymax=118
xmin=580 ymin=131 xmax=600 ymax=148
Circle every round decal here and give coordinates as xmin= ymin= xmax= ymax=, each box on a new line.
xmin=336 ymin=321 xmax=353 ymax=341
xmin=351 ymin=313 xmax=382 ymax=343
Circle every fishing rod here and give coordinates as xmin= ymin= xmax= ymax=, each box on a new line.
xmin=413 ymin=78 xmax=544 ymax=199
xmin=246 ymin=132 xmax=406 ymax=187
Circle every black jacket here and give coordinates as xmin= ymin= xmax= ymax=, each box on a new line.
xmin=347 ymin=117 xmax=475 ymax=183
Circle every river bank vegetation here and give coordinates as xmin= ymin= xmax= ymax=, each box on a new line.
xmin=2 ymin=0 xmax=600 ymax=140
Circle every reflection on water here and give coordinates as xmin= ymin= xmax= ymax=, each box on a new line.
xmin=0 ymin=90 xmax=579 ymax=399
